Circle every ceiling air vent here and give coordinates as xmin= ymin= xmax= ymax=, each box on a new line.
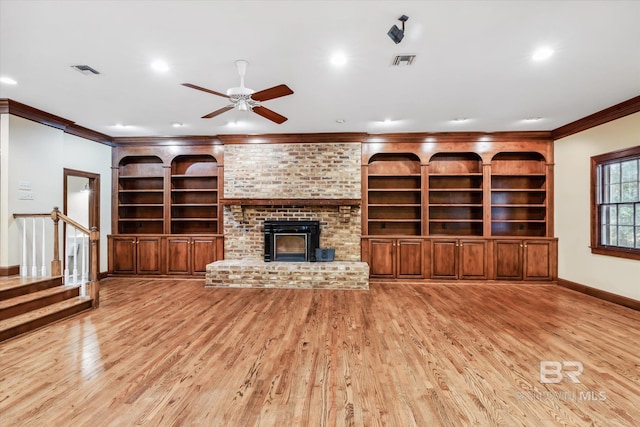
xmin=391 ymin=54 xmax=416 ymax=66
xmin=71 ymin=65 xmax=100 ymax=75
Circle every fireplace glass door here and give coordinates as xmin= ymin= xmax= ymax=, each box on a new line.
xmin=274 ymin=233 xmax=307 ymax=261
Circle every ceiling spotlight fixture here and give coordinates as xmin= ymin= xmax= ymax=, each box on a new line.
xmin=388 ymin=15 xmax=409 ymax=44
xmin=171 ymin=122 xmax=184 ymax=128
xmin=330 ymin=52 xmax=348 ymax=66
xmin=532 ymin=47 xmax=554 ymax=61
xmin=151 ymin=60 xmax=170 ymax=73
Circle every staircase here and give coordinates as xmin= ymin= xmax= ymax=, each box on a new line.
xmin=0 ymin=276 xmax=92 ymax=342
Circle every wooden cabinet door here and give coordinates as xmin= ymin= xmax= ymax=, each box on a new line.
xmin=369 ymin=239 xmax=395 ymax=278
xmin=166 ymin=237 xmax=191 ymax=275
xmin=111 ymin=237 xmax=137 ymax=274
xmin=494 ymin=240 xmax=522 ymax=280
xmin=459 ymin=240 xmax=488 ymax=279
xmin=523 ymin=240 xmax=553 ymax=281
xmin=136 ymin=236 xmax=162 ymax=274
xmin=192 ymin=237 xmax=217 ymax=275
xmin=397 ymin=240 xmax=423 ymax=278
xmin=431 ymin=240 xmax=458 ymax=279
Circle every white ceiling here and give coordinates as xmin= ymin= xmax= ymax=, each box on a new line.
xmin=1 ymin=0 xmax=639 ymax=138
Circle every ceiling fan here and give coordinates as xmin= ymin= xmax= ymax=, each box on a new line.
xmin=181 ymin=60 xmax=294 ymax=124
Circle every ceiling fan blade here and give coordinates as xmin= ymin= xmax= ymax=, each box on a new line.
xmin=252 ymin=106 xmax=288 ymax=124
xmin=251 ymin=84 xmax=294 ymax=102
xmin=182 ymin=83 xmax=229 ymax=98
xmin=202 ymin=105 xmax=234 ymax=119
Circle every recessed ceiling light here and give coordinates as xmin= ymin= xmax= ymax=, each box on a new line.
xmin=523 ymin=117 xmax=543 ymax=122
xmin=113 ymin=123 xmax=128 ymax=129
xmin=151 ymin=60 xmax=169 ymax=73
xmin=451 ymin=118 xmax=470 ymax=123
xmin=383 ymin=118 xmax=393 ymax=124
xmin=532 ymin=47 xmax=554 ymax=61
xmin=172 ymin=122 xmax=184 ymax=128
xmin=0 ymin=76 xmax=17 ymax=85
xmin=330 ymin=53 xmax=347 ymax=66
xmin=335 ymin=119 xmax=346 ymax=124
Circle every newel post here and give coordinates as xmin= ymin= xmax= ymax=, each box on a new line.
xmin=51 ymin=207 xmax=62 ymax=276
xmin=88 ymin=226 xmax=100 ymax=307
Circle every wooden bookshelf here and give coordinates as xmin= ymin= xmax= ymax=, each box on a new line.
xmin=366 ymin=153 xmax=422 ymax=236
xmin=117 ymin=156 xmax=164 ymax=234
xmin=428 ymin=153 xmax=483 ymax=236
xmin=490 ymin=152 xmax=547 ymax=237
xmin=170 ymin=155 xmax=219 ymax=234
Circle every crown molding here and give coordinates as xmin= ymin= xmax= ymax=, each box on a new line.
xmin=217 ymin=133 xmax=367 ymax=144
xmin=0 ymin=98 xmax=113 ymax=145
xmin=551 ymin=95 xmax=640 ymax=140
xmin=363 ymin=131 xmax=553 ymax=144
xmin=4 ymin=96 xmax=640 ymax=146
xmin=110 ymin=135 xmax=223 ymax=146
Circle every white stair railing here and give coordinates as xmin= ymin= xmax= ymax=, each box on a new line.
xmin=64 ymin=226 xmax=89 ymax=296
xmin=13 ymin=207 xmax=100 ymax=307
xmin=18 ymin=216 xmax=50 ymax=278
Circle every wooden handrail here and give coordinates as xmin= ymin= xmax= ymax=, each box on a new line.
xmin=53 ymin=209 xmax=91 ymax=235
xmin=12 ymin=213 xmax=51 ymax=218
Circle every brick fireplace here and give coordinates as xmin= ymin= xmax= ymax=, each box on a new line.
xmin=205 ymin=140 xmax=369 ymax=289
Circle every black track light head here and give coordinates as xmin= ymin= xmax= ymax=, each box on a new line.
xmin=388 ymin=15 xmax=409 ymax=44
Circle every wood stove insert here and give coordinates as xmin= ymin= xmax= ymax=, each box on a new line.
xmin=264 ymin=220 xmax=320 ymax=262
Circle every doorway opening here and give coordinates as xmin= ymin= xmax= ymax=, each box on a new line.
xmin=63 ymin=168 xmax=100 ymax=276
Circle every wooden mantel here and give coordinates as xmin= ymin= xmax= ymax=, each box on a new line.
xmin=221 ymin=198 xmax=360 ymax=223
xmin=220 ymin=198 xmax=361 ymax=207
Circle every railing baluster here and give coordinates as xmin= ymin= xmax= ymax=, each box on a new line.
xmin=21 ymin=218 xmax=27 ymax=277
xmin=72 ymin=227 xmax=78 ymax=285
xmin=41 ymin=217 xmax=47 ymax=276
xmin=31 ymin=218 xmax=37 ymax=277
xmin=81 ymin=232 xmax=87 ymax=296
xmin=64 ymin=225 xmax=70 ymax=284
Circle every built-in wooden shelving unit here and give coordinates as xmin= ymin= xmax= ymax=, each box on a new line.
xmin=366 ymin=153 xmax=422 ymax=236
xmin=171 ymin=155 xmax=219 ymax=234
xmin=361 ymin=135 xmax=557 ymax=282
xmin=428 ymin=153 xmax=484 ymax=236
xmin=117 ymin=156 xmax=164 ymax=234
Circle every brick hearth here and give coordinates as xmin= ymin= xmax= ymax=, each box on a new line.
xmin=205 ymin=260 xmax=369 ymax=290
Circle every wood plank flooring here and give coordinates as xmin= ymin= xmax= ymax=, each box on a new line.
xmin=1 ymin=278 xmax=639 ymax=426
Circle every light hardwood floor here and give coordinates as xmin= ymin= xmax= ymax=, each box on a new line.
xmin=1 ymin=278 xmax=639 ymax=426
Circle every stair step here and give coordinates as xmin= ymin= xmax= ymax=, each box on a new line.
xmin=0 ymin=297 xmax=92 ymax=342
xmin=0 ymin=276 xmax=63 ymax=300
xmin=0 ymin=285 xmax=82 ymax=320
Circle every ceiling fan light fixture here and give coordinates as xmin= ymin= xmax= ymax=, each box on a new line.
xmin=237 ymin=99 xmax=249 ymax=111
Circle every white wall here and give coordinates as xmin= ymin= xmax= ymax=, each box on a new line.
xmin=554 ymin=112 xmax=640 ymax=300
xmin=0 ymin=115 xmax=111 ymax=273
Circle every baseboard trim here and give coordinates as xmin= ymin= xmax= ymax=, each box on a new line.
xmin=0 ymin=265 xmax=20 ymax=277
xmin=557 ymin=278 xmax=640 ymax=311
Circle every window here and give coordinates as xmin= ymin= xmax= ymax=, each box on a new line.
xmin=591 ymin=146 xmax=640 ymax=260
